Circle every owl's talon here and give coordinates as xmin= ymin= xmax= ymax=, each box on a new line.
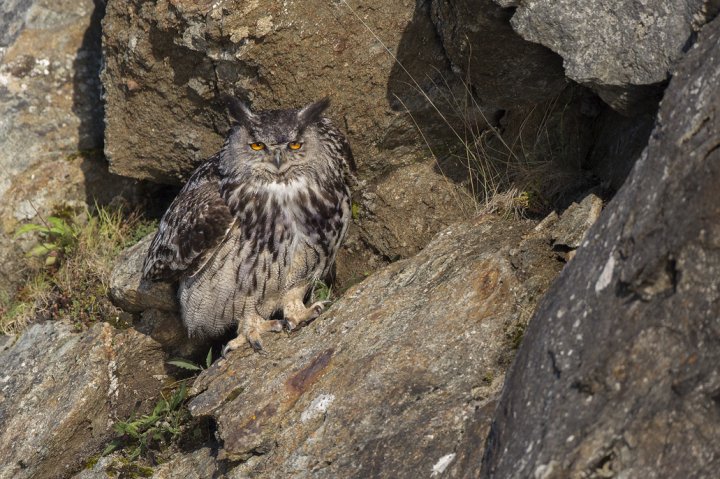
xmin=267 ymin=319 xmax=285 ymax=333
xmin=221 ymin=342 xmax=234 ymax=358
xmin=249 ymin=339 xmax=264 ymax=352
xmin=309 ymin=300 xmax=330 ymax=317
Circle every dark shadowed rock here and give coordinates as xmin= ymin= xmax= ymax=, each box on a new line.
xmin=0 ymin=321 xmax=166 ymax=479
xmin=185 ymin=213 xmax=570 ymax=478
xmin=481 ymin=14 xmax=720 ymax=479
xmin=509 ymin=0 xmax=717 ymax=113
xmin=587 ymin=109 xmax=658 ymax=191
xmin=431 ymin=0 xmax=567 ymax=109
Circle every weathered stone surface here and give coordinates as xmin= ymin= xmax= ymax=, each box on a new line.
xmin=509 ymin=0 xmax=717 ymax=113
xmin=0 ymin=321 xmax=166 ymax=479
xmin=481 ymin=14 xmax=720 ymax=479
xmin=0 ymin=0 xmax=140 ymax=296
xmin=0 ymin=0 xmax=101 ymax=198
xmin=356 ymin=161 xmax=475 ymax=262
xmin=431 ymin=0 xmax=567 ymax=108
xmin=186 ymin=213 xmax=568 ymax=477
xmin=551 ymin=194 xmax=603 ymax=251
xmin=73 ymin=447 xmax=220 ymax=479
xmin=150 ymin=448 xmax=220 ymax=479
xmin=101 ymin=0 xmax=455 ymax=184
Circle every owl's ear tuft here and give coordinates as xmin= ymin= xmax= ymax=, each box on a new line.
xmin=224 ymin=95 xmax=256 ymax=126
xmin=298 ymin=97 xmax=330 ymax=128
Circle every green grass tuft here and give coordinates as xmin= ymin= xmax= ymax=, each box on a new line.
xmin=1 ymin=205 xmax=156 ymax=335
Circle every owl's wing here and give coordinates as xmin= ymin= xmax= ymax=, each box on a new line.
xmin=142 ymin=158 xmax=234 ymax=281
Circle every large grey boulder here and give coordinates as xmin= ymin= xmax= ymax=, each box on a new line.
xmin=0 ymin=321 xmax=166 ymax=479
xmin=183 ymin=212 xmax=574 ymax=478
xmin=509 ymin=0 xmax=718 ymax=113
xmin=481 ymin=13 xmax=720 ymax=479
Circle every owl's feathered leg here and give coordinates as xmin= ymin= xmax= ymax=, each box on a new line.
xmin=282 ymin=285 xmax=329 ymax=331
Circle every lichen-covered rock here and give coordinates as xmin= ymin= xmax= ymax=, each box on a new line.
xmin=0 ymin=321 xmax=166 ymax=479
xmin=0 ymin=0 xmax=140 ymax=296
xmin=551 ymin=194 xmax=603 ymax=251
xmin=509 ymin=0 xmax=718 ymax=113
xmin=431 ymin=0 xmax=567 ymax=108
xmin=184 ymin=213 xmax=569 ymax=477
xmin=481 ymin=14 xmax=720 ymax=479
xmin=0 ymin=0 xmax=102 ymax=198
xmin=73 ymin=447 xmax=220 ymax=479
xmin=149 ymin=448 xmax=220 ymax=479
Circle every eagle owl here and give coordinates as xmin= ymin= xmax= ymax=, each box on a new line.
xmin=142 ymin=97 xmax=352 ymax=353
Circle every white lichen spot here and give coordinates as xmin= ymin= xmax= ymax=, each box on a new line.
xmin=595 ymin=253 xmax=615 ymax=292
xmin=107 ymin=360 xmax=119 ymax=400
xmin=230 ymin=26 xmax=250 ymax=43
xmin=300 ymin=393 xmax=335 ymax=422
xmin=256 ymin=15 xmax=274 ymax=37
xmin=431 ymin=453 xmax=456 ymax=476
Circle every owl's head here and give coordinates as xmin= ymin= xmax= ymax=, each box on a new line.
xmin=221 ymin=97 xmax=335 ymax=183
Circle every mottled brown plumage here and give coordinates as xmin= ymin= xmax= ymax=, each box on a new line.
xmin=142 ymin=98 xmax=352 ymax=352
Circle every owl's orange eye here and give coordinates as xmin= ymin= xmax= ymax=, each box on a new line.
xmin=288 ymin=142 xmax=302 ymax=150
xmin=250 ymin=142 xmax=265 ymax=151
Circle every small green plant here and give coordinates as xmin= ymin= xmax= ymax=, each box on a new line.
xmin=351 ymin=202 xmax=361 ymax=221
xmin=15 ymin=216 xmax=79 ymax=266
xmin=103 ymin=382 xmax=190 ymax=461
xmin=312 ymin=280 xmax=333 ymax=303
xmin=167 ymin=348 xmax=213 ymax=372
xmin=1 ymin=205 xmax=156 ymax=335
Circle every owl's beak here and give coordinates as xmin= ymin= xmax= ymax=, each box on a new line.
xmin=273 ymin=149 xmax=283 ymax=169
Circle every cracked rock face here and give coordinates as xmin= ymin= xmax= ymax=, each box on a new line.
xmin=0 ymin=322 xmax=166 ymax=479
xmin=185 ymin=214 xmax=566 ymax=478
xmin=509 ymin=0 xmax=718 ymax=113
xmin=481 ymin=14 xmax=720 ymax=479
